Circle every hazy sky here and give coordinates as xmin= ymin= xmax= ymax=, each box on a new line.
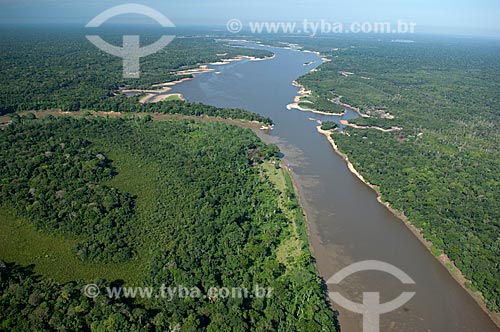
xmin=1 ymin=0 xmax=499 ymax=36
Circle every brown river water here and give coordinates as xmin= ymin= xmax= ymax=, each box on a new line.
xmin=168 ymin=41 xmax=499 ymax=332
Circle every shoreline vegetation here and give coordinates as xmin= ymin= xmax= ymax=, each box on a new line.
xmin=316 ymin=125 xmax=500 ymax=328
xmin=264 ymin=162 xmax=339 ymax=329
xmin=279 ymin=164 xmax=337 ymax=312
xmin=280 ymin=163 xmax=343 ymax=328
xmin=0 ymin=110 xmax=274 ymax=131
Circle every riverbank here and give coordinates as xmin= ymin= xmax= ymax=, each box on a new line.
xmin=316 ymin=126 xmax=500 ymax=328
xmin=281 ymin=165 xmax=316 ymax=259
xmin=0 ymin=110 xmax=272 ymax=132
xmin=276 ymin=163 xmax=339 ymax=329
xmin=331 ymin=96 xmax=371 ymax=118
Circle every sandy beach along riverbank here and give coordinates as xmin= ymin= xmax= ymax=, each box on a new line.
xmin=316 ymin=125 xmax=500 ymax=328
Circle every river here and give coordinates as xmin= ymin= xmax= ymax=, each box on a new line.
xmin=167 ymin=41 xmax=499 ymax=331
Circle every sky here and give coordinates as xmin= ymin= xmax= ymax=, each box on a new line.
xmin=1 ymin=0 xmax=499 ymax=36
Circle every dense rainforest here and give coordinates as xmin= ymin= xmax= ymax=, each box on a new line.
xmin=291 ymin=35 xmax=500 ymax=311
xmin=0 ymin=114 xmax=135 ymax=263
xmin=3 ymin=21 xmax=498 ymax=329
xmin=0 ymin=115 xmax=337 ymax=331
xmin=0 ymin=28 xmax=337 ymax=331
xmin=0 ymin=26 xmax=272 ymax=125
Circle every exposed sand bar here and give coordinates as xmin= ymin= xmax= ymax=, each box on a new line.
xmin=211 ymin=54 xmax=276 ymax=66
xmin=287 ymin=80 xmax=345 ymax=116
xmin=121 ymin=77 xmax=193 ymax=104
xmin=146 ymin=93 xmax=185 ymax=103
xmin=286 ymin=102 xmax=344 ymax=116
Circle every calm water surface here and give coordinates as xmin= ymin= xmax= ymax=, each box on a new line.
xmin=168 ymin=42 xmax=499 ymax=332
